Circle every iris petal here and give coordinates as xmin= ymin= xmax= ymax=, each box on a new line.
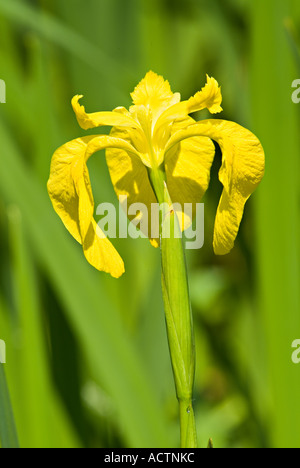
xmin=131 ymin=71 xmax=175 ymax=111
xmin=48 ymin=135 xmax=142 ymax=277
xmin=165 ymin=116 xmax=215 ymax=231
xmin=72 ymin=95 xmax=140 ymax=130
xmin=106 ymin=126 xmax=160 ymax=247
xmin=153 ymin=75 xmax=222 ymax=148
xmin=165 ymin=119 xmax=265 ymax=254
xmin=187 ymin=76 xmax=223 ymax=114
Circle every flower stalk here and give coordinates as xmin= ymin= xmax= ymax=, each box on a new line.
xmin=150 ymin=167 xmax=197 ymax=448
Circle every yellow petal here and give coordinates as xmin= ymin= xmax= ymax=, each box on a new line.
xmin=187 ymin=75 xmax=223 ymax=114
xmin=165 ymin=119 xmax=265 ymax=254
xmin=72 ymin=95 xmax=139 ymax=130
xmin=47 ymin=136 xmax=95 ymax=244
xmin=153 ymin=75 xmax=222 ymax=148
xmin=106 ymin=126 xmax=159 ymax=247
xmin=48 ymin=134 xmax=142 ymax=277
xmin=131 ymin=71 xmax=175 ymax=110
xmin=83 ymin=218 xmax=125 ymax=278
xmin=165 ymin=116 xmax=215 ymax=231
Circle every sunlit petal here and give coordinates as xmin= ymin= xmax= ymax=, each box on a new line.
xmin=153 ymin=75 xmax=222 ymax=148
xmin=106 ymin=126 xmax=160 ymax=247
xmin=165 ymin=119 xmax=265 ymax=254
xmin=48 ymin=136 xmax=94 ymax=244
xmin=131 ymin=71 xmax=175 ymax=111
xmin=165 ymin=116 xmax=215 ymax=231
xmin=72 ymin=95 xmax=140 ymax=130
xmin=48 ymin=135 xmax=143 ymax=277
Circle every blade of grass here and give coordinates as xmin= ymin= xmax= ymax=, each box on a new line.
xmin=0 ymin=0 xmax=133 ymax=99
xmin=0 ymin=294 xmax=19 ymax=449
xmin=7 ymin=206 xmax=79 ymax=448
xmin=26 ymin=36 xmax=62 ymax=181
xmin=284 ymin=18 xmax=300 ymax=73
xmin=250 ymin=0 xmax=300 ymax=448
xmin=0 ymin=120 xmax=172 ymax=448
xmin=0 ymin=364 xmax=19 ymax=448
xmin=57 ymin=0 xmax=139 ymax=107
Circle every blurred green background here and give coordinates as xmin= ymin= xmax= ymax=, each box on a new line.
xmin=0 ymin=0 xmax=300 ymax=448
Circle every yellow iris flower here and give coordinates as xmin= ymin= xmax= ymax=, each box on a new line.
xmin=47 ymin=71 xmax=265 ymax=278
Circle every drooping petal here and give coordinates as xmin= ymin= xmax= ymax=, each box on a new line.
xmin=165 ymin=119 xmax=265 ymax=254
xmin=48 ymin=135 xmax=143 ymax=277
xmin=106 ymin=126 xmax=160 ymax=247
xmin=153 ymin=75 xmax=222 ymax=148
xmin=72 ymin=150 xmax=125 ymax=276
xmin=165 ymin=117 xmax=215 ymax=231
xmin=72 ymin=95 xmax=140 ymax=130
xmin=71 ymin=151 xmax=125 ymax=277
xmin=47 ymin=135 xmax=94 ymax=244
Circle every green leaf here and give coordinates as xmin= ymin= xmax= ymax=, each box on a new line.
xmin=250 ymin=0 xmax=300 ymax=448
xmin=0 ymin=364 xmax=19 ymax=448
xmin=0 ymin=120 xmax=171 ymax=448
xmin=0 ymin=0 xmax=133 ymax=99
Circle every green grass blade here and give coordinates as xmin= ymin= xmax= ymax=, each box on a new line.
xmin=0 ymin=120 xmax=171 ymax=448
xmin=250 ymin=0 xmax=300 ymax=448
xmin=284 ymin=18 xmax=300 ymax=72
xmin=0 ymin=0 xmax=133 ymax=98
xmin=7 ymin=206 xmax=79 ymax=448
xmin=0 ymin=364 xmax=19 ymax=448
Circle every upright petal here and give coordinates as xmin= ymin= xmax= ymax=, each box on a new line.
xmin=153 ymin=75 xmax=222 ymax=149
xmin=187 ymin=76 xmax=223 ymax=114
xmin=165 ymin=120 xmax=265 ymax=254
xmin=131 ymin=71 xmax=175 ymax=111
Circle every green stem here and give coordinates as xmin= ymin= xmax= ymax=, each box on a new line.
xmin=179 ymin=399 xmax=197 ymax=448
xmin=149 ymin=167 xmax=197 ymax=448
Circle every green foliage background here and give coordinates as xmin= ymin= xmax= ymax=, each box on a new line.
xmin=0 ymin=0 xmax=300 ymax=448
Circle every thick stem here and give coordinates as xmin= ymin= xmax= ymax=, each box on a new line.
xmin=179 ymin=399 xmax=197 ymax=448
xmin=149 ymin=166 xmax=197 ymax=448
